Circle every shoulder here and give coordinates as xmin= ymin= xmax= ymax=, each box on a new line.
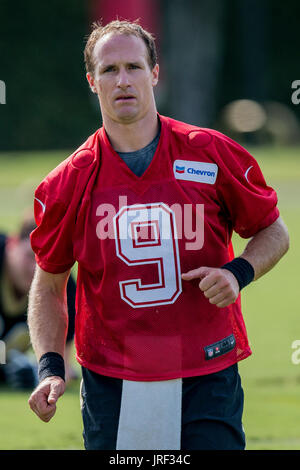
xmin=36 ymin=129 xmax=101 ymax=201
xmin=45 ymin=129 xmax=99 ymax=183
xmin=163 ymin=115 xmax=255 ymax=167
xmin=163 ymin=115 xmax=239 ymax=149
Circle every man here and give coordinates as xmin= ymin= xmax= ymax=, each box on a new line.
xmin=28 ymin=20 xmax=289 ymax=450
xmin=0 ymin=212 xmax=77 ymax=388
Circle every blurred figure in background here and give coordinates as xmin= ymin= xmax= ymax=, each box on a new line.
xmin=0 ymin=211 xmax=77 ymax=390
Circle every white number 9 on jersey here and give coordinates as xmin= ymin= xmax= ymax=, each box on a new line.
xmin=113 ymin=203 xmax=182 ymax=308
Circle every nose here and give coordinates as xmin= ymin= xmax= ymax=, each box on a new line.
xmin=116 ymin=67 xmax=131 ymax=88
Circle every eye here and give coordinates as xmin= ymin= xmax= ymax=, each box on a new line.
xmin=128 ymin=64 xmax=140 ymax=69
xmin=103 ymin=66 xmax=115 ymax=73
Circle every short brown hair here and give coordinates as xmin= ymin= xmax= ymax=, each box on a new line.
xmin=84 ymin=19 xmax=157 ymax=77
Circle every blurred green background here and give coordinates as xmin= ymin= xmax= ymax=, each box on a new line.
xmin=0 ymin=0 xmax=300 ymax=451
xmin=1 ymin=0 xmax=300 ymax=150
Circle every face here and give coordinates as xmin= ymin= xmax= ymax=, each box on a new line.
xmin=87 ymin=33 xmax=159 ymax=125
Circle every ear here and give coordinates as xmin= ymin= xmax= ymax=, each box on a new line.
xmin=151 ymin=63 xmax=159 ymax=87
xmin=86 ymin=72 xmax=97 ymax=94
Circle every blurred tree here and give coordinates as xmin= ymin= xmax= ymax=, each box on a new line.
xmin=0 ymin=0 xmax=99 ymax=151
xmin=0 ymin=0 xmax=299 ymax=150
xmin=161 ymin=0 xmax=224 ymax=127
xmin=219 ymin=0 xmax=300 ymax=119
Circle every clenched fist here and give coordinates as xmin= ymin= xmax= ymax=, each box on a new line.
xmin=181 ymin=266 xmax=239 ymax=308
xmin=28 ymin=376 xmax=65 ymax=422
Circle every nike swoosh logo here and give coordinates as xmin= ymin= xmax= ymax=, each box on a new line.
xmin=35 ymin=197 xmax=46 ymax=213
xmin=244 ymin=166 xmax=253 ymax=183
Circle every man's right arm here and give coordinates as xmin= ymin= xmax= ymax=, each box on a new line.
xmin=27 ymin=265 xmax=70 ymax=422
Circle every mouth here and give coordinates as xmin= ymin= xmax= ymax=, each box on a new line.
xmin=115 ymin=95 xmax=136 ymax=102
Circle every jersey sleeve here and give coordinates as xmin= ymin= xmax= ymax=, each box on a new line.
xmin=213 ymin=132 xmax=280 ymax=238
xmin=31 ymin=173 xmax=77 ymax=274
xmin=30 ymin=141 xmax=99 ymax=274
xmin=30 ymin=136 xmax=99 ymax=274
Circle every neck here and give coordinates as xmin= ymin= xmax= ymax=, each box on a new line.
xmin=102 ymin=111 xmax=159 ymax=153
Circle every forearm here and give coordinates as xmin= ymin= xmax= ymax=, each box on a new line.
xmin=27 ymin=269 xmax=69 ymax=361
xmin=239 ymin=216 xmax=289 ymax=281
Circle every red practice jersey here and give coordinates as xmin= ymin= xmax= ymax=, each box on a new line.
xmin=31 ymin=115 xmax=279 ymax=381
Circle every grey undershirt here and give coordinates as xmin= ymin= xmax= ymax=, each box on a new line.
xmin=117 ymin=125 xmax=161 ymax=177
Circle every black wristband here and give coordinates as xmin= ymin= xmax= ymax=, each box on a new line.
xmin=221 ymin=257 xmax=255 ymax=291
xmin=38 ymin=352 xmax=65 ymax=383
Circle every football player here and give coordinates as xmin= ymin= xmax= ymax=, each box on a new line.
xmin=27 ymin=20 xmax=289 ymax=450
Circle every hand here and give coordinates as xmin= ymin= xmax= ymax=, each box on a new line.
xmin=28 ymin=376 xmax=65 ymax=422
xmin=181 ymin=266 xmax=239 ymax=308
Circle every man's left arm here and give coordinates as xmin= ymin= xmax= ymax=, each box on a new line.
xmin=238 ymin=216 xmax=289 ymax=281
xmin=181 ymin=216 xmax=289 ymax=308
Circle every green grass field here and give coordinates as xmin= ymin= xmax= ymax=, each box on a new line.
xmin=0 ymin=145 xmax=299 ymax=450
